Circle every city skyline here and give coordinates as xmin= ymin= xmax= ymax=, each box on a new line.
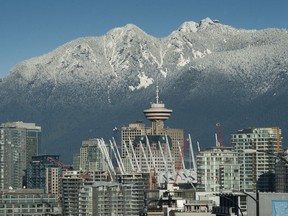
xmin=0 ymin=119 xmax=287 ymax=215
xmin=1 ymin=0 xmax=288 ymax=77
xmin=1 ymin=1 xmax=288 ymax=213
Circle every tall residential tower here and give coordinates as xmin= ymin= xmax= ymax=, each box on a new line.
xmin=197 ymin=146 xmax=240 ymax=192
xmin=231 ymin=127 xmax=282 ymax=192
xmin=0 ymin=121 xmax=41 ymax=189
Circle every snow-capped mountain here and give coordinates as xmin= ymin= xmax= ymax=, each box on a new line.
xmin=1 ymin=18 xmax=288 ymax=162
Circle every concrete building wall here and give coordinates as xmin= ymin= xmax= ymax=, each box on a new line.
xmin=0 ymin=121 xmax=41 ymax=189
xmin=232 ymin=127 xmax=282 ymax=192
xmin=79 ymin=139 xmax=106 ymax=172
xmin=175 ymin=213 xmax=215 ymax=216
xmin=247 ymin=192 xmax=288 ymax=216
xmin=0 ymin=188 xmax=62 ymax=215
xmin=196 ymin=147 xmax=240 ymax=192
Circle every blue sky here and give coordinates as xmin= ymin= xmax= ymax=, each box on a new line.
xmin=1 ymin=0 xmax=287 ymax=78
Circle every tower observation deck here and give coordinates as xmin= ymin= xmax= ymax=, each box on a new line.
xmin=143 ymin=85 xmax=172 ymax=134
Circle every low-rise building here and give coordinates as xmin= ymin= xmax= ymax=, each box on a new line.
xmin=143 ymin=187 xmax=216 ymax=216
xmin=247 ymin=192 xmax=288 ymax=216
xmin=0 ymin=188 xmax=61 ymax=215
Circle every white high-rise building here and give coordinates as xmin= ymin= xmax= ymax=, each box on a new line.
xmin=79 ymin=182 xmax=138 ymax=216
xmin=197 ymin=146 xmax=240 ymax=192
xmin=231 ymin=127 xmax=282 ymax=192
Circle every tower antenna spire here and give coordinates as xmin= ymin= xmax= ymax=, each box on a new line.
xmin=144 ymin=77 xmax=172 ymax=133
xmin=156 ymin=79 xmax=159 ymax=104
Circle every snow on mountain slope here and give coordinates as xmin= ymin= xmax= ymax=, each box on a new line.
xmin=1 ymin=18 xmax=288 ymax=161
xmin=7 ymin=18 xmax=288 ymax=98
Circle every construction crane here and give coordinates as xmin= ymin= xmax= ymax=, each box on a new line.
xmin=47 ymin=157 xmax=72 ymax=170
xmin=174 ymin=139 xmax=187 ymax=186
xmin=177 ymin=141 xmax=186 ymax=169
xmin=216 ymin=123 xmax=224 ymax=147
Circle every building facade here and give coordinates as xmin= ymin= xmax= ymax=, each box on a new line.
xmin=0 ymin=188 xmax=62 ymax=215
xmin=246 ymin=192 xmax=288 ymax=216
xmin=231 ymin=127 xmax=282 ymax=192
xmin=79 ymin=182 xmax=137 ymax=216
xmin=275 ymin=150 xmax=288 ymax=192
xmin=61 ymin=170 xmax=109 ymax=216
xmin=196 ymin=147 xmax=240 ymax=192
xmin=118 ymin=172 xmax=151 ymax=215
xmin=0 ymin=121 xmax=41 ymax=189
xmin=46 ymin=167 xmax=61 ymax=196
xmin=79 ymin=139 xmax=106 ymax=172
xmin=121 ymin=121 xmax=149 ymax=158
xmin=61 ymin=171 xmax=84 ymax=216
xmin=27 ymin=155 xmax=64 ymax=196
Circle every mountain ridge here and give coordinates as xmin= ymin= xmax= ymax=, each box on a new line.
xmin=1 ymin=18 xmax=288 ymax=162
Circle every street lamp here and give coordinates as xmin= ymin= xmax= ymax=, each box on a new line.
xmin=237 ymin=190 xmax=259 ymax=216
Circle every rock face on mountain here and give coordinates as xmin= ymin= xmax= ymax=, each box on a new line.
xmin=1 ymin=18 xmax=288 ymax=162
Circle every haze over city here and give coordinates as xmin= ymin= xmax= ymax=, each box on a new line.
xmin=1 ymin=0 xmax=288 ymax=77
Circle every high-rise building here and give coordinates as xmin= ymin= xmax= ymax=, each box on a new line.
xmin=196 ymin=146 xmax=240 ymax=192
xmin=231 ymin=127 xmax=282 ymax=192
xmin=27 ymin=155 xmax=64 ymax=196
xmin=73 ymin=153 xmax=80 ymax=170
xmin=61 ymin=170 xmax=109 ymax=216
xmin=61 ymin=170 xmax=85 ymax=216
xmin=79 ymin=139 xmax=106 ymax=172
xmin=79 ymin=182 xmax=137 ymax=216
xmin=275 ymin=150 xmax=288 ymax=192
xmin=0 ymin=121 xmax=41 ymax=189
xmin=117 ymin=172 xmax=151 ymax=215
xmin=121 ymin=121 xmax=148 ymax=158
xmin=46 ymin=166 xmax=61 ymax=196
